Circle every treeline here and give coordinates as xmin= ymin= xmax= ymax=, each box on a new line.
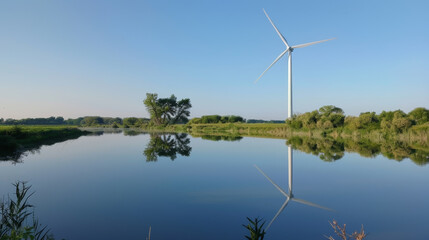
xmin=286 ymin=105 xmax=429 ymax=133
xmin=0 ymin=116 xmax=150 ymax=128
xmin=246 ymin=119 xmax=284 ymax=124
xmin=0 ymin=117 xmax=68 ymax=125
xmin=188 ymin=115 xmax=245 ymax=124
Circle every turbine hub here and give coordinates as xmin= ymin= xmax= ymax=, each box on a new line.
xmin=289 ymin=47 xmax=294 ymax=52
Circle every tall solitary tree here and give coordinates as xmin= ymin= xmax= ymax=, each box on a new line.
xmin=143 ymin=93 xmax=191 ymax=125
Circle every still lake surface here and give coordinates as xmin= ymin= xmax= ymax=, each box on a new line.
xmin=0 ymin=130 xmax=428 ymax=240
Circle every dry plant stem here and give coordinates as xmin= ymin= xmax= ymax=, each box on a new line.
xmin=327 ymin=220 xmax=367 ymax=240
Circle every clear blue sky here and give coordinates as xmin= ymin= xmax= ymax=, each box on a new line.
xmin=1 ymin=0 xmax=428 ymax=120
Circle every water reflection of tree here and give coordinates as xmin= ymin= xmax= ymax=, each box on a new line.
xmin=287 ymin=137 xmax=344 ymax=162
xmin=287 ymin=136 xmax=429 ymax=166
xmin=143 ymin=133 xmax=191 ymax=162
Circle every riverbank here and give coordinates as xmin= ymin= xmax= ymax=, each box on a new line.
xmin=139 ymin=123 xmax=429 ymax=165
xmin=142 ymin=122 xmax=428 ymax=146
xmin=0 ymin=125 xmax=89 ymax=161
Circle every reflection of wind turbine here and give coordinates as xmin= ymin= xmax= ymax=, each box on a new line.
xmin=255 ymin=9 xmax=335 ymax=119
xmin=255 ymin=146 xmax=333 ymax=230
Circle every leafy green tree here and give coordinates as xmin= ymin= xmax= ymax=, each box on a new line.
xmin=392 ymin=118 xmax=412 ymax=132
xmin=123 ymin=117 xmax=139 ymax=126
xmin=81 ymin=116 xmax=104 ymax=126
xmin=144 ymin=93 xmax=163 ymax=125
xmin=143 ymin=93 xmax=192 ymax=125
xmin=319 ymin=105 xmax=344 ymax=117
xmin=228 ymin=115 xmax=244 ymax=123
xmin=347 ymin=112 xmax=379 ymax=130
xmin=171 ymin=98 xmax=192 ymax=124
xmin=157 ymin=95 xmax=177 ymax=124
xmin=201 ymin=115 xmax=221 ymax=124
xmin=328 ymin=114 xmax=345 ymax=128
xmin=408 ymin=107 xmax=429 ymax=125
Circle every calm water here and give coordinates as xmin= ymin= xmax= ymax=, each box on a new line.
xmin=0 ymin=131 xmax=428 ymax=239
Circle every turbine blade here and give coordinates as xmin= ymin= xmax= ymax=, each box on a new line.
xmin=263 ymin=9 xmax=289 ymax=48
xmin=266 ymin=198 xmax=290 ymax=230
xmin=291 ymin=197 xmax=333 ymax=211
xmin=254 ymin=165 xmax=288 ymax=197
xmin=292 ymin=38 xmax=336 ymax=49
xmin=255 ymin=50 xmax=288 ymax=83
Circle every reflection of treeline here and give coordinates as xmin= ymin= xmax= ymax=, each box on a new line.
xmin=143 ymin=133 xmax=192 ymax=162
xmin=188 ymin=115 xmax=245 ymax=124
xmin=195 ymin=134 xmax=243 ymax=142
xmin=286 ymin=105 xmax=429 ymax=133
xmin=287 ymin=136 xmax=429 ymax=166
xmin=0 ymin=116 xmax=150 ymax=128
xmin=0 ymin=126 xmax=88 ymax=162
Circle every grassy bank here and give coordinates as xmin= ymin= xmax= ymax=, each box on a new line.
xmin=0 ymin=125 xmax=89 ymax=161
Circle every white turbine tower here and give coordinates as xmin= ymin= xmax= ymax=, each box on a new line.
xmin=254 ymin=147 xmax=333 ymax=230
xmin=256 ymin=9 xmax=335 ymax=119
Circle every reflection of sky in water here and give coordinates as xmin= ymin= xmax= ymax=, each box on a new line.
xmin=0 ymin=133 xmax=428 ymax=240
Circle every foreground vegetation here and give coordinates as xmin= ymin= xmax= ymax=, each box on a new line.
xmin=0 ymin=181 xmax=364 ymax=240
xmin=0 ymin=126 xmax=88 ymax=162
xmin=1 ymin=182 xmax=53 ymax=240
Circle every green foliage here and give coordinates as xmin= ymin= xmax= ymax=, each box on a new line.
xmin=286 ymin=106 xmax=428 ymax=133
xmin=287 ymin=135 xmax=429 ymax=165
xmin=188 ymin=118 xmax=201 ymax=124
xmin=81 ymin=116 xmax=104 ymax=127
xmin=246 ymin=119 xmax=284 ymax=123
xmin=172 ymin=98 xmax=192 ymax=124
xmin=243 ymin=217 xmax=266 ymax=240
xmin=143 ymin=133 xmax=191 ymax=161
xmin=0 ymin=136 xmax=18 ymax=156
xmin=319 ymin=105 xmax=344 ymax=117
xmin=123 ymin=117 xmax=139 ymax=126
xmin=200 ymin=134 xmax=243 ymax=142
xmin=329 ymin=114 xmax=345 ymax=128
xmin=287 ymin=136 xmax=345 ymax=162
xmin=228 ymin=115 xmax=244 ymax=123
xmin=143 ymin=93 xmax=191 ymax=125
xmin=192 ymin=115 xmax=244 ymax=124
xmin=201 ymin=115 xmax=221 ymax=124
xmin=408 ymin=107 xmax=429 ymax=125
xmin=348 ymin=112 xmax=379 ymax=130
xmin=288 ymin=119 xmax=303 ymax=129
xmin=0 ymin=182 xmax=53 ymax=240
xmin=0 ymin=117 xmax=65 ymax=126
xmin=391 ymin=117 xmax=412 ymax=132
xmin=0 ymin=126 xmax=88 ymax=162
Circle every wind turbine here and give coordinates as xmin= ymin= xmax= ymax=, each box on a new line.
xmin=254 ymin=146 xmax=333 ymax=230
xmin=256 ymin=9 xmax=335 ymax=119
